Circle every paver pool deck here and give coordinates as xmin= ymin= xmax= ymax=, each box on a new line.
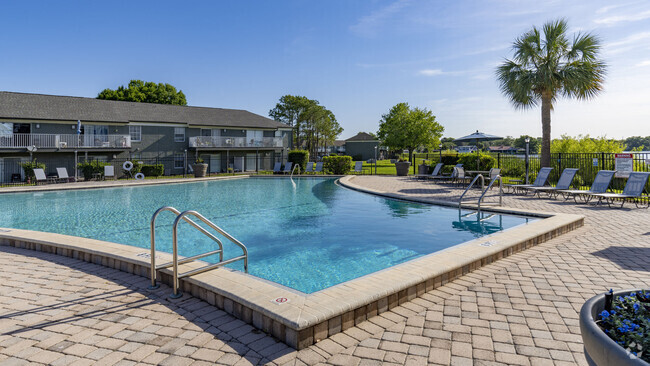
xmin=1 ymin=175 xmax=649 ymax=365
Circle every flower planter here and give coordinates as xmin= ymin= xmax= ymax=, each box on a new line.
xmin=418 ymin=164 xmax=428 ymax=175
xmin=192 ymin=163 xmax=208 ymax=178
xmin=580 ymin=289 xmax=649 ymax=366
xmin=395 ymin=161 xmax=411 ymax=176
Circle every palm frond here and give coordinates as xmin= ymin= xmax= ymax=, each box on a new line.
xmin=567 ymin=33 xmax=602 ymax=62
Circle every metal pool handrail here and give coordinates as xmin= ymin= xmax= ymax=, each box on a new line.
xmin=290 ymin=164 xmax=301 ymax=178
xmin=478 ymin=175 xmax=503 ymax=210
xmin=170 ymin=210 xmax=248 ymax=298
xmin=459 ymin=174 xmax=484 ymax=207
xmin=149 ymin=206 xmax=225 ymax=289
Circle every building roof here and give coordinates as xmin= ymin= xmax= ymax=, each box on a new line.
xmin=488 ymin=145 xmax=517 ymax=151
xmin=345 ymin=132 xmax=377 ymax=142
xmin=0 ymin=91 xmax=290 ymax=129
xmin=332 ymin=140 xmax=345 ymax=147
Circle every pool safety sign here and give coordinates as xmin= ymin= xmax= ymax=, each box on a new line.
xmin=271 ymin=297 xmax=291 ymax=305
xmin=614 ymin=153 xmax=634 ymax=178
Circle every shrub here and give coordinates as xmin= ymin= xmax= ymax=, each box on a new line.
xmin=21 ymin=160 xmax=46 ymax=181
xmin=288 ymin=150 xmax=309 ymax=172
xmin=440 ymin=154 xmax=459 ymax=165
xmin=501 ymin=159 xmax=525 ymax=178
xmin=458 ymin=153 xmax=495 ymax=171
xmin=352 ymin=154 xmax=363 ymax=161
xmin=78 ymin=161 xmax=109 ymax=181
xmin=323 ymin=155 xmax=352 ymax=175
xmin=141 ymin=164 xmax=164 ymax=177
xmin=441 ymin=165 xmax=455 ymax=175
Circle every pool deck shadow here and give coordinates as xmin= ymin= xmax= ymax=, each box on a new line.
xmin=0 ymin=245 xmax=295 ymax=364
xmin=591 ymin=246 xmax=650 ymax=272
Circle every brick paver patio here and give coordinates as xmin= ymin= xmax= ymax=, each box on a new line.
xmin=1 ymin=176 xmax=649 ymax=365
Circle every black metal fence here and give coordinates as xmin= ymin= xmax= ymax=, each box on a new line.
xmin=414 ymin=151 xmax=650 ymax=191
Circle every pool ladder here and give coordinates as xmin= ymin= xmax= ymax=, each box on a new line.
xmin=148 ymin=206 xmax=248 ymax=298
xmin=459 ymin=175 xmax=503 ymax=211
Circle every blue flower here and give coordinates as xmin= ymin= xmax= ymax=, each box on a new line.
xmin=633 ymin=303 xmax=640 ymax=312
xmin=600 ymin=310 xmax=611 ymax=319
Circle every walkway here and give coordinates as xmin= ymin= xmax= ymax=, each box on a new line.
xmin=1 ymin=176 xmax=649 ymax=365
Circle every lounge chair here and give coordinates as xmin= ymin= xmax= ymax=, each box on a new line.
xmin=485 ymin=168 xmax=501 ymax=184
xmin=282 ymin=162 xmax=293 ymax=174
xmin=314 ymin=162 xmax=323 ymax=174
xmin=557 ymin=170 xmax=615 ymax=203
xmin=56 ymin=167 xmax=72 ymax=183
xmin=305 ymin=162 xmax=314 ymax=173
xmin=588 ymin=172 xmax=650 ymax=208
xmin=33 ymin=168 xmax=48 ymax=185
xmin=523 ymin=168 xmax=579 ymax=198
xmin=104 ymin=165 xmax=115 ymax=180
xmin=452 ymin=166 xmax=471 ymax=186
xmin=505 ymin=167 xmax=553 ymax=195
xmin=353 ymin=161 xmax=363 ymax=174
xmin=413 ymin=163 xmax=442 ymax=180
xmin=272 ymin=162 xmax=282 ymax=174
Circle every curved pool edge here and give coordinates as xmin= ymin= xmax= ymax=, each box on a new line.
xmin=0 ymin=177 xmax=585 ymax=350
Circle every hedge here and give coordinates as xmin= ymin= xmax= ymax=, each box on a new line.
xmin=141 ymin=164 xmax=164 ymax=177
xmin=457 ymin=153 xmax=495 ymax=171
xmin=78 ymin=161 xmax=109 ymax=181
xmin=288 ymin=150 xmax=309 ymax=172
xmin=323 ymin=155 xmax=352 ymax=175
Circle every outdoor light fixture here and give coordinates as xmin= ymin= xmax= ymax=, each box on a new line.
xmin=71 ymin=125 xmax=76 ymax=129
xmin=35 ymin=124 xmax=40 ymax=129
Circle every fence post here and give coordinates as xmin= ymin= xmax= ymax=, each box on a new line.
xmin=497 ymin=153 xmax=501 ymax=169
xmin=558 ymin=153 xmax=562 ymax=184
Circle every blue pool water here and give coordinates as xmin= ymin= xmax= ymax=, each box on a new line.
xmin=0 ymin=178 xmax=535 ymax=293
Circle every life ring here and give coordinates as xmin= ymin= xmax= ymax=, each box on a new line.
xmin=123 ymin=161 xmax=134 ymax=171
xmin=135 ymin=173 xmax=145 ymax=180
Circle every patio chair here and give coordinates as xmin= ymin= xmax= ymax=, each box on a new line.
xmin=282 ymin=162 xmax=293 ymax=174
xmin=314 ymin=162 xmax=324 ymax=174
xmin=33 ymin=168 xmax=48 ymax=185
xmin=353 ymin=161 xmax=363 ymax=174
xmin=557 ymin=170 xmax=615 ymax=203
xmin=452 ymin=166 xmax=471 ymax=186
xmin=272 ymin=162 xmax=282 ymax=174
xmin=104 ymin=165 xmax=116 ymax=180
xmin=588 ymin=172 xmax=650 ymax=208
xmin=504 ymin=167 xmax=553 ymax=195
xmin=56 ymin=167 xmax=72 ymax=183
xmin=485 ymin=168 xmax=501 ymax=184
xmin=305 ymin=162 xmax=314 ymax=173
xmin=413 ymin=163 xmax=442 ymax=180
xmin=522 ymin=168 xmax=578 ymax=198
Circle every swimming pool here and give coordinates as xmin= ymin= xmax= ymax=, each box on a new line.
xmin=0 ymin=177 xmax=535 ymax=293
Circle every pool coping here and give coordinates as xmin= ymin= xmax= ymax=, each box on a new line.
xmin=0 ymin=175 xmax=585 ymax=349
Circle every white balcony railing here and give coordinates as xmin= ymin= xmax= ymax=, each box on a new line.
xmin=189 ymin=136 xmax=287 ymax=149
xmin=0 ymin=133 xmax=131 ymax=149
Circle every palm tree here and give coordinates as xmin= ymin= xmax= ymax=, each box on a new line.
xmin=496 ymin=19 xmax=606 ymax=167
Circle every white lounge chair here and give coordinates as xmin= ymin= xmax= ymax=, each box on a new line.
xmin=414 ymin=163 xmax=442 ymax=180
xmin=524 ymin=168 xmax=578 ymax=198
xmin=314 ymin=162 xmax=323 ymax=174
xmin=272 ymin=162 xmax=282 ymax=174
xmin=558 ymin=170 xmax=615 ymax=203
xmin=56 ymin=167 xmax=72 ymax=183
xmin=305 ymin=162 xmax=314 ymax=173
xmin=505 ymin=167 xmax=553 ymax=194
xmin=353 ymin=161 xmax=363 ymax=174
xmin=33 ymin=168 xmax=48 ymax=185
xmin=104 ymin=165 xmax=115 ymax=180
xmin=282 ymin=162 xmax=293 ymax=174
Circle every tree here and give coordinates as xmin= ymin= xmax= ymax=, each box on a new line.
xmin=513 ymin=135 xmax=541 ymax=153
xmin=551 ymin=134 xmax=624 ymax=153
xmin=97 ymin=80 xmax=187 ymax=105
xmin=624 ymin=136 xmax=650 ymax=151
xmin=496 ymin=19 xmax=606 ymax=167
xmin=268 ymin=95 xmax=314 ymax=148
xmin=377 ymin=103 xmax=444 ymax=162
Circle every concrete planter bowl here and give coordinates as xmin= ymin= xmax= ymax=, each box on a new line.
xmin=395 ymin=161 xmax=411 ymax=176
xmin=580 ymin=289 xmax=649 ymax=366
xmin=192 ymin=163 xmax=208 ymax=178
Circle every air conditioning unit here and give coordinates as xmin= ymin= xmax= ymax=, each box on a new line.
xmin=59 ymin=142 xmax=68 ymax=148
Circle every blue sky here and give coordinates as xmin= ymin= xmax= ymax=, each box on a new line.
xmin=1 ymin=0 xmax=649 ymax=139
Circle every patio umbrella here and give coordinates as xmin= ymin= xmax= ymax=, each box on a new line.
xmin=454 ymin=130 xmax=503 ymax=170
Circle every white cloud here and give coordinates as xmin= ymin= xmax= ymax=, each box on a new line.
xmin=419 ymin=69 xmax=444 ymax=76
xmin=636 ymin=60 xmax=650 ymax=67
xmin=604 ymin=32 xmax=650 ymax=55
xmin=350 ymin=0 xmax=411 ymax=37
xmin=594 ymin=10 xmax=650 ymax=25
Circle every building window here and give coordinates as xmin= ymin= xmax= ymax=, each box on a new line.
xmin=129 ymin=126 xmax=141 ymax=142
xmin=174 ymin=153 xmax=185 ymax=169
xmin=174 ymin=127 xmax=185 ymax=142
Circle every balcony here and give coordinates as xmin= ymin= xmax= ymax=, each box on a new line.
xmin=0 ymin=133 xmax=131 ymax=149
xmin=189 ymin=136 xmax=287 ymax=149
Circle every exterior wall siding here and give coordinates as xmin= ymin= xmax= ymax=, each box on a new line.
xmin=345 ymin=141 xmax=379 ymax=161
